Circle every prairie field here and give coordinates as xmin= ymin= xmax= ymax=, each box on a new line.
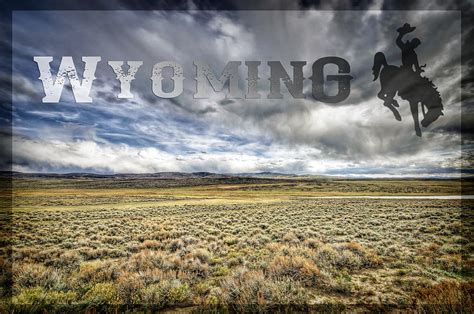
xmin=1 ymin=176 xmax=473 ymax=312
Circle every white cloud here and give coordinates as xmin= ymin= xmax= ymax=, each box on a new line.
xmin=12 ymin=135 xmax=461 ymax=177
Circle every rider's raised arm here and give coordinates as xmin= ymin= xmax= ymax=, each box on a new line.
xmin=396 ymin=33 xmax=406 ymax=49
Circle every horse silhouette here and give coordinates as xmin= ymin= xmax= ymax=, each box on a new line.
xmin=372 ymin=24 xmax=443 ymax=137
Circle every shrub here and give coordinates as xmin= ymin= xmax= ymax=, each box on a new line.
xmin=416 ymin=280 xmax=473 ymax=312
xmin=282 ymin=231 xmax=299 ymax=244
xmin=213 ymin=266 xmax=230 ymax=277
xmin=315 ymin=245 xmax=339 ymax=268
xmin=179 ymin=257 xmax=209 ymax=277
xmin=125 ymin=250 xmax=165 ymax=272
xmin=434 ymin=254 xmax=463 ymax=273
xmin=140 ymin=240 xmax=162 ymax=250
xmin=13 ymin=263 xmax=66 ymax=293
xmin=323 ymin=273 xmax=355 ymax=295
xmin=83 ymin=282 xmax=119 ymax=305
xmin=12 ymin=286 xmax=76 ymax=306
xmin=182 ymin=236 xmax=199 ymax=245
xmin=336 ymin=250 xmax=363 ymax=270
xmin=340 ymin=241 xmax=381 ymax=267
xmin=142 ymin=280 xmax=191 ymax=308
xmin=190 ymin=249 xmax=211 ymax=264
xmin=138 ymin=268 xmax=178 ymax=285
xmin=166 ymin=239 xmax=184 ymax=252
xmin=115 ymin=272 xmax=144 ymax=304
xmin=223 ymin=237 xmax=238 ymax=246
xmin=204 ymin=287 xmax=223 ymax=305
xmin=56 ymin=251 xmax=83 ymax=268
xmin=304 ymin=238 xmax=323 ymax=250
xmin=267 ymin=255 xmax=321 ymax=287
xmin=219 ymin=267 xmax=308 ymax=310
xmin=74 ymin=260 xmax=118 ymax=286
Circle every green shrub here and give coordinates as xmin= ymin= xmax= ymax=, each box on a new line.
xmin=13 ymin=263 xmax=66 ymax=293
xmin=12 ymin=286 xmax=76 ymax=308
xmin=142 ymin=280 xmax=191 ymax=308
xmin=82 ymin=282 xmax=119 ymax=305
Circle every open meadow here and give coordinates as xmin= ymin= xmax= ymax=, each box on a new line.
xmin=1 ymin=175 xmax=473 ymax=312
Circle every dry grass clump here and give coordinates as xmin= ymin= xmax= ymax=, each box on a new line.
xmin=267 ymin=255 xmax=322 ymax=287
xmin=115 ymin=272 xmax=145 ymax=304
xmin=72 ymin=260 xmax=119 ymax=286
xmin=415 ymin=280 xmax=473 ymax=312
xmin=13 ymin=263 xmax=66 ymax=293
xmin=219 ymin=267 xmax=308 ymax=310
xmin=124 ymin=250 xmax=165 ymax=272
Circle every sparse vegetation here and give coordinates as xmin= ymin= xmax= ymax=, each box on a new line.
xmin=1 ymin=177 xmax=472 ymax=312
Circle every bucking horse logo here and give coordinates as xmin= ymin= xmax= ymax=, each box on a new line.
xmin=373 ymin=23 xmax=443 ymax=137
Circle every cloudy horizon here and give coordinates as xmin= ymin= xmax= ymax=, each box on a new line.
xmin=8 ymin=4 xmax=470 ymax=178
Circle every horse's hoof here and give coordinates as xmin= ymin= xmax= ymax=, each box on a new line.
xmin=421 ymin=111 xmax=442 ymax=127
xmin=393 ymin=111 xmax=402 ymax=121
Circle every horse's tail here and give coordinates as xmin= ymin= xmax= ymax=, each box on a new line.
xmin=372 ymin=52 xmax=387 ymax=81
xmin=419 ymin=76 xmax=444 ymax=127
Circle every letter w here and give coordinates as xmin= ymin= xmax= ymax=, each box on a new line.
xmin=33 ymin=56 xmax=101 ymax=103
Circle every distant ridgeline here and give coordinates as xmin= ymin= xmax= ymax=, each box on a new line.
xmin=33 ymin=56 xmax=353 ymax=103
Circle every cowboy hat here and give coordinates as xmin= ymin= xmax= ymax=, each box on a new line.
xmin=397 ymin=23 xmax=416 ymax=34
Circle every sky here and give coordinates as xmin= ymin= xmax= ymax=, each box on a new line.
xmin=6 ymin=0 xmax=472 ymax=177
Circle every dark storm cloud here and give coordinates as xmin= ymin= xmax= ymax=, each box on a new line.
xmin=6 ymin=0 xmax=470 ymax=176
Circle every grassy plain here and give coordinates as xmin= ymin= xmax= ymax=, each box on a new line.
xmin=2 ymin=176 xmax=473 ymax=312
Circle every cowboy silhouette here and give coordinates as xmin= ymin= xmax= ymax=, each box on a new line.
xmin=372 ymin=23 xmax=443 ymax=137
xmin=396 ymin=23 xmax=425 ymax=74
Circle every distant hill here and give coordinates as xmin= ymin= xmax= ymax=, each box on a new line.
xmin=1 ymin=171 xmax=338 ymax=181
xmin=2 ymin=171 xmax=232 ymax=180
xmin=233 ymin=172 xmax=298 ymax=178
xmin=234 ymin=172 xmax=334 ymax=179
xmin=0 ymin=171 xmax=461 ymax=181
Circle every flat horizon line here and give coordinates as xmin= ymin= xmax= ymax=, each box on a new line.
xmin=1 ymin=170 xmax=469 ymax=180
